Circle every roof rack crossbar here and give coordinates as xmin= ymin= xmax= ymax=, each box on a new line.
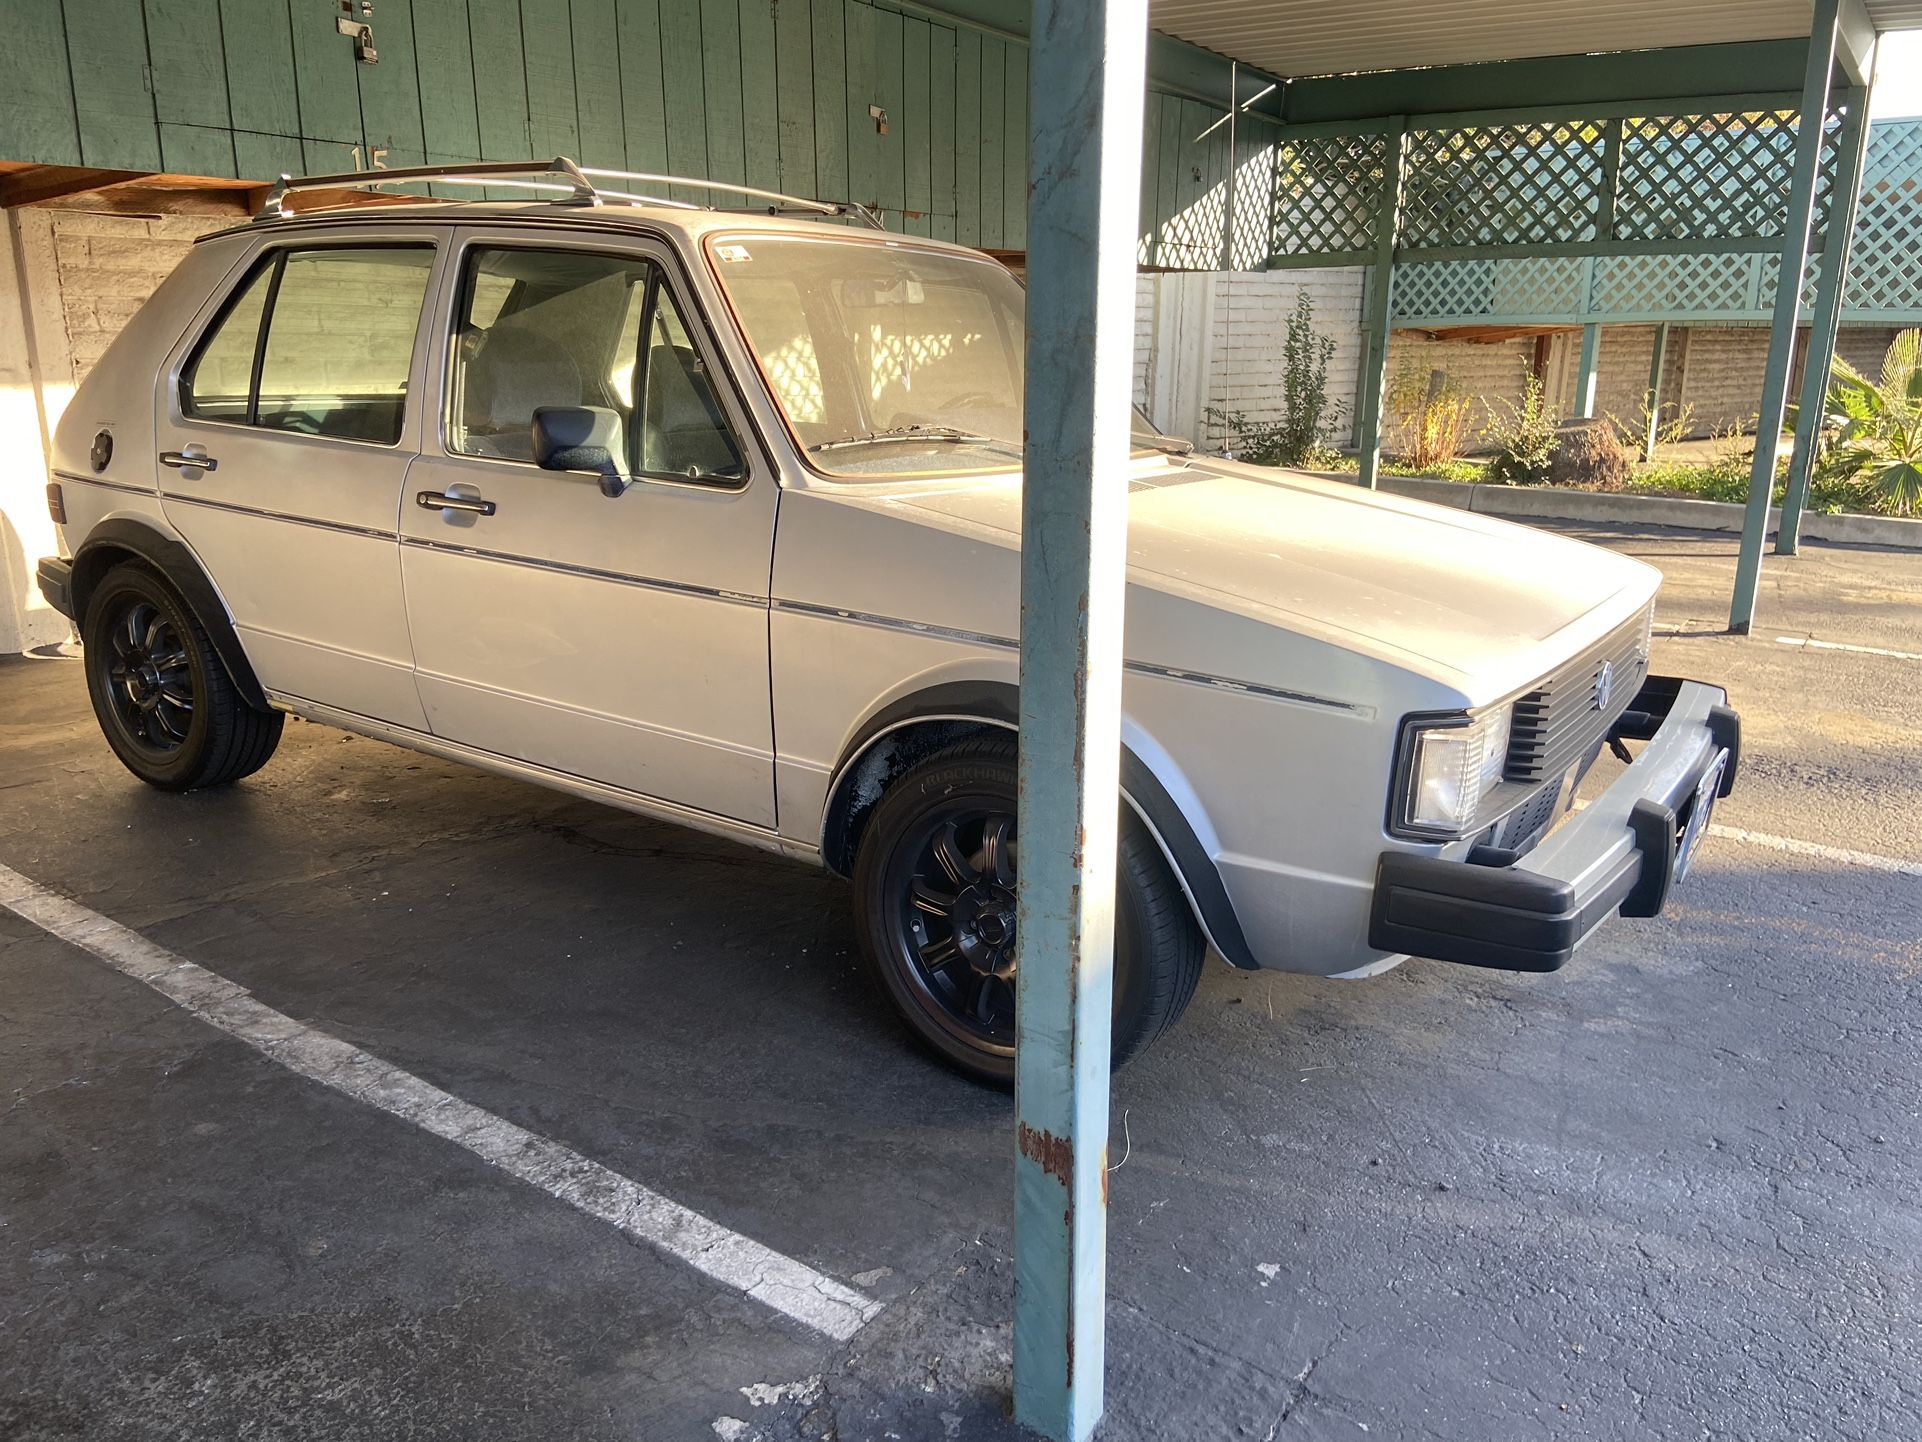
xmin=252 ymin=155 xmax=887 ymax=229
xmin=256 ymin=157 xmax=604 ymax=219
xmin=577 ymin=166 xmax=865 ymax=221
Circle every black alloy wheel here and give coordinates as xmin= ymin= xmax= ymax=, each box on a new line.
xmin=853 ymin=735 xmax=1205 ymax=1085
xmin=98 ymin=597 xmax=195 ymax=756
xmin=890 ymin=807 xmax=1022 ymax=1051
xmin=82 ymin=563 xmax=283 ymax=791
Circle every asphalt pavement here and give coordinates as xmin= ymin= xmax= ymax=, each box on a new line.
xmin=1 ymin=524 xmax=1917 ymax=1441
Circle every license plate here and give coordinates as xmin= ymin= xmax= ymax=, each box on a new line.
xmin=1673 ymin=748 xmax=1729 ymax=883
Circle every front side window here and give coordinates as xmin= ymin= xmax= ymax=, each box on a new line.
xmin=449 ymin=246 xmax=744 ymax=482
xmin=181 ymin=246 xmax=433 ymax=445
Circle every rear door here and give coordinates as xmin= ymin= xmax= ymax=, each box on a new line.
xmin=397 ymin=227 xmax=779 ymax=826
xmin=154 ymin=231 xmax=443 ymax=727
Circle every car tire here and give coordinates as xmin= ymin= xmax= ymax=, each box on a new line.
xmin=852 ymin=734 xmax=1204 ymax=1085
xmin=81 ymin=562 xmax=282 ymax=792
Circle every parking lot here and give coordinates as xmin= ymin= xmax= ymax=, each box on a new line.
xmin=3 ymin=522 xmax=1918 ymax=1442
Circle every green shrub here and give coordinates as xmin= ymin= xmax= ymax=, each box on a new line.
xmin=1387 ymin=366 xmax=1474 ymax=471
xmin=1206 ymin=289 xmax=1343 ymax=467
xmin=1484 ymin=376 xmax=1558 ymax=485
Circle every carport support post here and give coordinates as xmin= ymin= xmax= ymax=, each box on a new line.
xmin=1354 ymin=120 xmax=1407 ymax=491
xmin=1011 ymin=1 xmax=1147 ymax=1439
xmin=1642 ymin=322 xmax=1670 ymax=461
xmin=1574 ymin=323 xmax=1603 ymax=419
xmin=1731 ymin=0 xmax=1841 ymax=632
xmin=1779 ymin=84 xmax=1874 ymax=555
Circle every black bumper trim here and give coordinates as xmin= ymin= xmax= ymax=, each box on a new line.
xmin=1368 ymin=674 xmax=1736 ymax=974
xmin=36 ymin=557 xmax=74 ymax=621
xmin=1370 ymin=848 xmax=1640 ymax=973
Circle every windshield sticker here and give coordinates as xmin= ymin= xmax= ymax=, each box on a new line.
xmin=714 ymin=243 xmax=752 ymax=263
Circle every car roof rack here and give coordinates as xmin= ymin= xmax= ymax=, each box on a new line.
xmin=253 ymin=156 xmax=886 ymax=229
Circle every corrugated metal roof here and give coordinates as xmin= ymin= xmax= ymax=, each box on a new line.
xmin=1867 ymin=0 xmax=1922 ymax=25
xmin=1148 ymin=0 xmax=1817 ymax=79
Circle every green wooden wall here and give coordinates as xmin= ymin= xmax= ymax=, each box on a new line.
xmin=1 ymin=0 xmax=1246 ymax=263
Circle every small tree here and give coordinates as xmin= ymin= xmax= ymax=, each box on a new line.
xmin=1484 ymin=375 xmax=1559 ymax=485
xmin=1206 ymin=288 xmax=1344 ymax=467
xmin=1279 ymin=288 xmax=1342 ymax=462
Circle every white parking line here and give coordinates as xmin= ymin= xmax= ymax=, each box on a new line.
xmin=0 ymin=862 xmax=882 ymax=1344
xmin=1704 ymin=824 xmax=1922 ymax=878
xmin=1775 ymin=635 xmax=1922 ymax=662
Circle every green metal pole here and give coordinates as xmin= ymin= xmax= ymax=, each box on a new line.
xmin=1354 ymin=120 xmax=1406 ymax=490
xmin=1574 ymin=322 xmax=1603 ymax=418
xmin=1012 ymin=1 xmax=1146 ymax=1437
xmin=1779 ymin=86 xmax=1873 ymax=555
xmin=1730 ymin=0 xmax=1840 ymax=634
xmin=1643 ymin=322 xmax=1670 ymax=462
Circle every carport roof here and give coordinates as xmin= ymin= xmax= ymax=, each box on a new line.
xmin=1148 ymin=0 xmax=1911 ymax=79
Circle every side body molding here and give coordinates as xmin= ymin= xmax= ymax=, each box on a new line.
xmin=822 ymin=680 xmax=1260 ymax=970
xmin=70 ymin=518 xmax=270 ymax=712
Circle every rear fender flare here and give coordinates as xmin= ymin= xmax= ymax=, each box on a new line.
xmin=71 ymin=518 xmax=269 ymax=712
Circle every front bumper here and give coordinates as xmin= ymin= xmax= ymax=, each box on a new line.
xmin=1368 ymin=676 xmax=1739 ymax=973
xmin=37 ymin=556 xmax=74 ymax=621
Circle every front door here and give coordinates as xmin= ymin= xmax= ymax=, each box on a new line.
xmin=398 ymin=229 xmax=779 ymax=827
xmin=154 ymin=234 xmax=442 ymax=727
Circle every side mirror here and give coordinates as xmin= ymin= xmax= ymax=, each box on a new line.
xmin=532 ymin=406 xmax=629 ymax=498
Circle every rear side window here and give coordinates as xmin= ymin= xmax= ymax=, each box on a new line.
xmin=180 ymin=245 xmax=434 ymax=445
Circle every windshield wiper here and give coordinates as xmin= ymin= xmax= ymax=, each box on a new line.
xmin=1133 ymin=433 xmax=1194 ymax=456
xmin=809 ymin=425 xmax=1023 ymax=455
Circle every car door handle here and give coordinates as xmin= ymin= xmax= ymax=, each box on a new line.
xmin=159 ymin=449 xmax=218 ymax=472
xmin=416 ymin=490 xmax=496 ymax=516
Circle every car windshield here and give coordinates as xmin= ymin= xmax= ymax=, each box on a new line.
xmin=707 ymin=233 xmax=1184 ymax=477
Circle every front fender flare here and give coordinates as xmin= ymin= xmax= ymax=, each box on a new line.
xmin=825 ymin=680 xmax=1260 ymax=970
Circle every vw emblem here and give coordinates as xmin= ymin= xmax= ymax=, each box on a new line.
xmin=1594 ymin=660 xmax=1615 ymax=712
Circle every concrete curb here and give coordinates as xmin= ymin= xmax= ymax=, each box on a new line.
xmin=1322 ymin=472 xmax=1922 ymax=552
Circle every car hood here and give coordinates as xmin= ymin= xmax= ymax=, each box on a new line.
xmin=854 ymin=454 xmax=1660 ymax=693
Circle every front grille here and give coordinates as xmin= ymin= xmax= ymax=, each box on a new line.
xmin=1495 ymin=782 xmax=1564 ymax=852
xmin=1504 ymin=605 xmax=1653 ymax=785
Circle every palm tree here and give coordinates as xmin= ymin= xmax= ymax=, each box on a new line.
xmin=1809 ymin=329 xmax=1922 ymax=516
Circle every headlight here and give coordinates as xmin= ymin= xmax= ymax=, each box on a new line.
xmin=1399 ymin=704 xmax=1513 ymax=836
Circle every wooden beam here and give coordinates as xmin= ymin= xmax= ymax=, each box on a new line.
xmin=32 ymin=185 xmax=254 ymax=217
xmin=1282 ymin=40 xmax=1814 ymax=124
xmin=1836 ymin=0 xmax=1879 ymax=88
xmin=1416 ymin=324 xmax=1580 ymax=344
xmin=0 ymin=167 xmax=147 ymax=208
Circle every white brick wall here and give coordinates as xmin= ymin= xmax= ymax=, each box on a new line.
xmin=1382 ymin=333 xmax=1537 ymax=450
xmin=1 ymin=211 xmax=226 ymax=652
xmin=1133 ymin=266 xmax=1365 ymax=450
xmin=50 ymin=212 xmax=226 ymax=380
